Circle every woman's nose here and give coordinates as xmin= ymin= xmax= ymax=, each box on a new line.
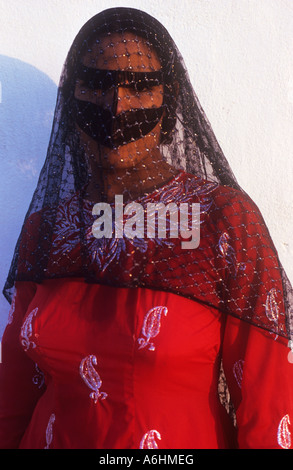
xmin=112 ymin=86 xmax=129 ymax=115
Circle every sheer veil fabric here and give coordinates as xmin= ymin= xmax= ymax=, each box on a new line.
xmin=3 ymin=7 xmax=293 ymax=356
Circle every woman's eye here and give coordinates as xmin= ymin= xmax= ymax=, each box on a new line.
xmin=77 ymin=79 xmax=103 ymax=92
xmin=135 ymin=82 xmax=151 ymax=92
xmin=87 ymin=84 xmax=103 ymax=92
xmin=134 ymin=81 xmax=161 ymax=93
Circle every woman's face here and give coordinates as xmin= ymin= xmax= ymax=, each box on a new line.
xmin=74 ymin=32 xmax=164 ymax=169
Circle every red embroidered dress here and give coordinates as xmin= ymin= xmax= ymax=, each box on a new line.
xmin=0 ymin=171 xmax=292 ymax=449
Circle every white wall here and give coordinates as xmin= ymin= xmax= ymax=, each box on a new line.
xmin=0 ymin=0 xmax=292 ymax=334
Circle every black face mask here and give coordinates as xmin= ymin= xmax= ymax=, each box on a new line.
xmin=73 ymin=66 xmax=164 ymax=148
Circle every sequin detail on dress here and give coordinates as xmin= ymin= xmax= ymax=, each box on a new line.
xmin=277 ymin=414 xmax=291 ymax=449
xmin=137 ymin=306 xmax=168 ymax=351
xmin=139 ymin=430 xmax=161 ymax=449
xmin=233 ymin=360 xmax=244 ymax=389
xmin=20 ymin=307 xmax=38 ymax=351
xmin=79 ymin=355 xmax=108 ymax=403
xmin=44 ymin=413 xmax=55 ymax=449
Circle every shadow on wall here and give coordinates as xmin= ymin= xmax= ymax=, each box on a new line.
xmin=0 ymin=55 xmax=57 ymax=335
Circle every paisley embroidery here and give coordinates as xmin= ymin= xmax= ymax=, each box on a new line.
xmin=20 ymin=307 xmax=38 ymax=351
xmin=7 ymin=289 xmax=17 ymax=325
xmin=232 ymin=360 xmax=244 ymax=389
xmin=79 ymin=355 xmax=108 ymax=403
xmin=278 ymin=414 xmax=291 ymax=449
xmin=44 ymin=413 xmax=55 ymax=449
xmin=139 ymin=430 xmax=161 ymax=449
xmin=218 ymin=232 xmax=246 ymax=278
xmin=52 ymin=175 xmax=216 ymax=273
xmin=137 ymin=306 xmax=168 ymax=351
xmin=265 ymin=288 xmax=286 ymax=339
xmin=89 ymin=236 xmax=127 ymax=273
xmin=32 ymin=363 xmax=45 ymax=389
xmin=265 ymin=288 xmax=279 ymax=323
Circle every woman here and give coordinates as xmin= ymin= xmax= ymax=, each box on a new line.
xmin=0 ymin=7 xmax=293 ymax=449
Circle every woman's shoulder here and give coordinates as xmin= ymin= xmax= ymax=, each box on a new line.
xmin=23 ymin=192 xmax=82 ymax=225
xmin=178 ymin=170 xmax=258 ymax=209
xmin=177 ymin=170 xmax=269 ymax=239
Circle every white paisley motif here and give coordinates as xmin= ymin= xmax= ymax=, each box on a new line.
xmin=265 ymin=288 xmax=285 ymax=340
xmin=44 ymin=413 xmax=55 ymax=449
xmin=278 ymin=414 xmax=291 ymax=449
xmin=139 ymin=430 xmax=161 ymax=449
xmin=20 ymin=307 xmax=38 ymax=351
xmin=265 ymin=288 xmax=280 ymax=323
xmin=137 ymin=306 xmax=168 ymax=351
xmin=79 ymin=355 xmax=108 ymax=403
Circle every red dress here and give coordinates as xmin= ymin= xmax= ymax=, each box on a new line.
xmin=0 ymin=171 xmax=292 ymax=449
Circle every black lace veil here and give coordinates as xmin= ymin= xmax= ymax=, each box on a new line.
xmin=3 ymin=7 xmax=293 ymax=352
